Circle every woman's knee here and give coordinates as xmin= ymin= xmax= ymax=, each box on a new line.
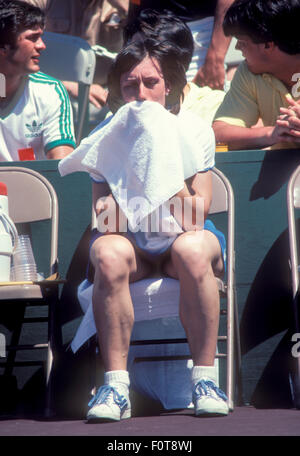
xmin=91 ymin=236 xmax=135 ymax=282
xmin=172 ymin=232 xmax=215 ymax=279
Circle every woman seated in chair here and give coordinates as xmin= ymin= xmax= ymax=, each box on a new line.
xmin=61 ymin=38 xmax=228 ymax=421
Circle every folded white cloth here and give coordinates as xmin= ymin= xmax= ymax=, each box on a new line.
xmin=71 ymin=277 xmax=181 ymax=353
xmin=59 ymin=100 xmax=206 ymax=231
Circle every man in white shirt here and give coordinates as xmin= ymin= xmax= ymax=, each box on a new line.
xmin=0 ymin=0 xmax=75 ymax=161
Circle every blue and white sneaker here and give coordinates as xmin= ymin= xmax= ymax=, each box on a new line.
xmin=86 ymin=385 xmax=131 ymax=422
xmin=192 ymin=379 xmax=229 ymax=416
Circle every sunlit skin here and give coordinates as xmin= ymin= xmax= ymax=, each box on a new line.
xmin=120 ymin=56 xmax=169 ymax=106
xmin=235 ymin=35 xmax=272 ymax=74
xmin=0 ymin=26 xmax=46 ymax=102
xmin=4 ymin=26 xmax=46 ymax=77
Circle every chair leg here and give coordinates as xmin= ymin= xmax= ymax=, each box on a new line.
xmin=45 ymin=288 xmax=60 ymax=418
xmin=5 ymin=304 xmax=26 ymax=376
xmin=234 ymin=288 xmax=244 ymax=406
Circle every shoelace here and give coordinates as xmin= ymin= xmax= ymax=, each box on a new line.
xmin=88 ymin=385 xmax=127 ymax=410
xmin=193 ymin=380 xmax=228 ymax=401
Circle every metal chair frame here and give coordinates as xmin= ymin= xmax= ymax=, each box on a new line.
xmin=90 ymin=166 xmax=242 ymax=410
xmin=129 ymin=167 xmax=241 ymax=410
xmin=0 ymin=167 xmax=60 ymax=417
xmin=287 ymin=164 xmax=300 ymax=408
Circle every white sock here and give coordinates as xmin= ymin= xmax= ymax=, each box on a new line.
xmin=104 ymin=370 xmax=130 ymax=399
xmin=191 ymin=365 xmax=217 ymax=387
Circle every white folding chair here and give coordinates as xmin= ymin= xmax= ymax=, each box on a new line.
xmin=286 ymin=164 xmax=300 ymax=408
xmin=39 ymin=31 xmax=96 ymax=145
xmin=128 ymin=167 xmax=240 ymax=410
xmin=0 ymin=167 xmax=61 ymax=417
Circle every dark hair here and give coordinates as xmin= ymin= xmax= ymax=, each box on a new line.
xmin=107 ymin=38 xmax=187 ymax=114
xmin=223 ymin=0 xmax=300 ymax=55
xmin=0 ymin=0 xmax=45 ymax=49
xmin=124 ymin=9 xmax=194 ymax=71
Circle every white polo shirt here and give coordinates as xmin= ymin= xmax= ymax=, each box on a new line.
xmin=0 ymin=71 xmax=76 ymax=161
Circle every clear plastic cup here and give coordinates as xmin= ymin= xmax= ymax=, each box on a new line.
xmin=11 ymin=264 xmax=37 ymax=281
xmin=11 ymin=234 xmax=37 ymax=281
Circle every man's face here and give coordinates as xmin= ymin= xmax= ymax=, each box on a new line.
xmin=235 ymin=35 xmax=271 ymax=74
xmin=4 ymin=26 xmax=46 ymax=75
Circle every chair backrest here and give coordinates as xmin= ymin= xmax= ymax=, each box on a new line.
xmin=39 ymin=31 xmax=96 ymax=85
xmin=210 ymin=168 xmax=235 ymax=297
xmin=209 ymin=167 xmax=232 ymax=214
xmin=287 ymin=164 xmax=300 ymax=297
xmin=0 ymin=167 xmax=59 ymax=275
xmin=39 ymin=31 xmax=96 ymax=144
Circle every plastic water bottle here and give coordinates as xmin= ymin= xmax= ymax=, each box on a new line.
xmin=0 ymin=182 xmax=18 ymax=281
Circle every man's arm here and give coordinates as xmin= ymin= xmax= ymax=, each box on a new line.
xmin=42 ymin=79 xmax=76 ymax=158
xmin=63 ymin=81 xmax=108 ymax=109
xmin=46 ymin=145 xmax=74 ymax=159
xmin=212 ymin=120 xmax=284 ymax=150
xmin=212 ymin=120 xmax=296 ymax=150
xmin=193 ymin=0 xmax=234 ymax=90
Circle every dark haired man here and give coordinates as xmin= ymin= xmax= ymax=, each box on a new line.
xmin=0 ymin=0 xmax=75 ymax=160
xmin=213 ymin=0 xmax=300 ymax=150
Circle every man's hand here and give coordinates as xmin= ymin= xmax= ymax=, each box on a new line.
xmin=193 ymin=51 xmax=226 ymax=90
xmin=88 ymin=84 xmax=108 ymax=109
xmin=63 ymin=81 xmax=108 ymax=108
xmin=193 ymin=0 xmax=234 ymax=90
xmin=275 ymin=96 xmax=300 ymax=143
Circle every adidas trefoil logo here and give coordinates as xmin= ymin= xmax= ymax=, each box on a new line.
xmin=25 ymin=120 xmax=43 ymax=137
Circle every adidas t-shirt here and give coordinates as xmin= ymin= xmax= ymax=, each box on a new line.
xmin=0 ymin=72 xmax=76 ymax=161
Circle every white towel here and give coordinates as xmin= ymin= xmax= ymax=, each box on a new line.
xmin=58 ymin=101 xmax=205 ymax=230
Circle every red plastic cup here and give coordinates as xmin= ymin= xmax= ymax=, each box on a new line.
xmin=18 ymin=147 xmax=36 ymax=161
